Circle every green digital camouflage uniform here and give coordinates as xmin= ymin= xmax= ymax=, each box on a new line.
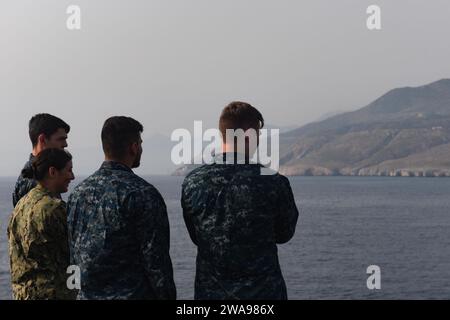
xmin=7 ymin=184 xmax=75 ymax=300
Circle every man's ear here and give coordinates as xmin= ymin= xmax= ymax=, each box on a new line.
xmin=130 ymin=142 xmax=138 ymax=156
xmin=37 ymin=133 xmax=47 ymax=147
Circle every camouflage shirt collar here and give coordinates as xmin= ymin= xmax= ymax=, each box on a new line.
xmin=24 ymin=154 xmax=35 ymax=168
xmin=100 ymin=161 xmax=133 ymax=173
xmin=213 ymin=152 xmax=258 ymax=165
xmin=34 ymin=183 xmax=60 ymax=199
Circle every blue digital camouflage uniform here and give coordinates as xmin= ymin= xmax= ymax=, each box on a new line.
xmin=67 ymin=161 xmax=176 ymax=300
xmin=8 ymin=184 xmax=76 ymax=300
xmin=12 ymin=154 xmax=37 ymax=207
xmin=181 ymin=152 xmax=299 ymax=300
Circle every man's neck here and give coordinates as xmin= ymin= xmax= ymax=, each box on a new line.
xmin=104 ymin=157 xmax=133 ymax=169
xmin=221 ymin=144 xmax=237 ymax=154
xmin=32 ymin=142 xmax=47 ymax=157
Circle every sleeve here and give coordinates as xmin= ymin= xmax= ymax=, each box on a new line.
xmin=130 ymin=189 xmax=177 ymax=300
xmin=274 ymin=176 xmax=300 ymax=244
xmin=12 ymin=177 xmax=37 ymax=207
xmin=181 ymin=181 xmax=198 ymax=246
xmin=12 ymin=183 xmax=19 ymax=207
xmin=24 ymin=203 xmax=74 ymax=299
xmin=12 ymin=175 xmax=22 ymax=207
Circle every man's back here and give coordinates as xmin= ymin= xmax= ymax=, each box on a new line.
xmin=182 ymin=156 xmax=299 ymax=300
xmin=67 ymin=161 xmax=176 ymax=300
xmin=12 ymin=154 xmax=37 ymax=207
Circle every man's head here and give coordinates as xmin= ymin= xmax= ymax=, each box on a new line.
xmin=101 ymin=116 xmax=144 ymax=168
xmin=29 ymin=114 xmax=70 ymax=154
xmin=219 ymin=101 xmax=264 ymax=157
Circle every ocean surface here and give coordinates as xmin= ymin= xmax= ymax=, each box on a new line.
xmin=0 ymin=176 xmax=449 ymax=300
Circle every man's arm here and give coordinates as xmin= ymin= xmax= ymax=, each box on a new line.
xmin=274 ymin=175 xmax=299 ymax=244
xmin=181 ymin=182 xmax=198 ymax=246
xmin=12 ymin=176 xmax=37 ymax=207
xmin=132 ymin=189 xmax=176 ymax=300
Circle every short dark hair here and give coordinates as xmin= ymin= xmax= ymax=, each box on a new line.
xmin=101 ymin=116 xmax=144 ymax=159
xmin=23 ymin=148 xmax=72 ymax=181
xmin=29 ymin=114 xmax=70 ymax=147
xmin=219 ymin=101 xmax=264 ymax=141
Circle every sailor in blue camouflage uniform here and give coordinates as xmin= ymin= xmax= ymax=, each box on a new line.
xmin=12 ymin=114 xmax=70 ymax=207
xmin=13 ymin=154 xmax=37 ymax=208
xmin=182 ymin=102 xmax=299 ymax=300
xmin=67 ymin=116 xmax=176 ymax=300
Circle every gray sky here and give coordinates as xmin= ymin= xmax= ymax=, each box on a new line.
xmin=1 ymin=0 xmax=450 ymax=175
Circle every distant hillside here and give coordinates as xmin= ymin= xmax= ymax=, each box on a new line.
xmin=173 ymin=79 xmax=450 ymax=177
xmin=279 ymin=79 xmax=450 ymax=176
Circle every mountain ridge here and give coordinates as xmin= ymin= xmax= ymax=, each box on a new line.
xmin=279 ymin=78 xmax=450 ymax=176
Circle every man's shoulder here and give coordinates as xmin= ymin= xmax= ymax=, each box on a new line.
xmin=127 ymin=175 xmax=163 ymax=202
xmin=71 ymin=169 xmax=160 ymax=200
xmin=184 ymin=163 xmax=286 ymax=181
xmin=253 ymin=171 xmax=292 ymax=195
xmin=182 ymin=164 xmax=290 ymax=193
xmin=14 ymin=170 xmax=36 ymax=190
xmin=13 ymin=175 xmax=37 ymax=203
xmin=12 ymin=156 xmax=39 ymax=205
xmin=260 ymin=170 xmax=290 ymax=183
xmin=182 ymin=164 xmax=217 ymax=189
xmin=184 ymin=164 xmax=211 ymax=180
xmin=71 ymin=172 xmax=99 ymax=194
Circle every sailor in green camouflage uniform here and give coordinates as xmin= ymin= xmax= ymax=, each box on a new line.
xmin=8 ymin=149 xmax=75 ymax=300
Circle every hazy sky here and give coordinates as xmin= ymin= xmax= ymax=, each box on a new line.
xmin=1 ymin=0 xmax=450 ymax=175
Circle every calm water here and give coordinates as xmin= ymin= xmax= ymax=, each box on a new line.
xmin=0 ymin=176 xmax=449 ymax=300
